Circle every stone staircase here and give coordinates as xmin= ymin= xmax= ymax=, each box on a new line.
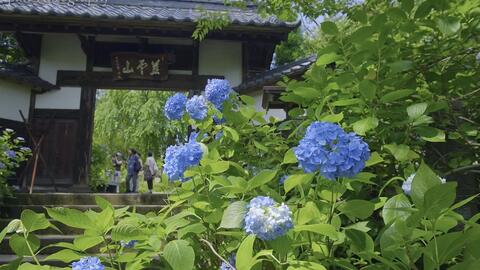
xmin=0 ymin=193 xmax=169 ymax=267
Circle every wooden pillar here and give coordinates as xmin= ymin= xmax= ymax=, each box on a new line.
xmin=76 ymin=36 xmax=96 ymax=186
xmin=242 ymin=42 xmax=249 ymax=83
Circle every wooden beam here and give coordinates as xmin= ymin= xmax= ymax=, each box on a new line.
xmin=76 ymin=36 xmax=96 ymax=186
xmin=56 ymin=71 xmax=223 ymax=91
xmin=0 ymin=17 xmax=288 ymax=43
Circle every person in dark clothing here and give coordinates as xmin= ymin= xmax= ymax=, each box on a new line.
xmin=125 ymin=148 xmax=141 ymax=193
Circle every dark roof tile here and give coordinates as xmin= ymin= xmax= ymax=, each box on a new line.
xmin=0 ymin=63 xmax=59 ymax=93
xmin=0 ymin=1 xmax=297 ymax=28
xmin=235 ymin=55 xmax=316 ymax=93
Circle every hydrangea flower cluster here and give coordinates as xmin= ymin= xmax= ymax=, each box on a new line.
xmin=120 ymin=240 xmax=137 ymax=248
xmin=244 ymin=196 xmax=293 ymax=241
xmin=72 ymin=257 xmax=105 ymax=270
xmin=186 ymin=95 xmax=208 ymax=120
xmin=220 ymin=254 xmax=236 ymax=270
xmin=205 ymin=79 xmax=232 ymax=110
xmin=163 ymin=141 xmax=203 ymax=181
xmin=164 ymin=93 xmax=187 ymax=120
xmin=0 ymin=162 xmax=5 ymax=169
xmin=402 ymin=173 xmax=447 ymax=195
xmin=4 ymin=150 xmax=16 ymax=159
xmin=294 ymin=122 xmax=370 ymax=180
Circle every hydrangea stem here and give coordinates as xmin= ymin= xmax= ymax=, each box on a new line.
xmin=23 ymin=231 xmax=41 ymax=265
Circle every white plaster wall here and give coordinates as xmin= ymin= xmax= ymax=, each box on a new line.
xmin=36 ymin=34 xmax=85 ymax=109
xmin=199 ymin=40 xmax=242 ymax=87
xmin=0 ymin=80 xmax=31 ymax=121
xmin=250 ymin=90 xmax=286 ymax=120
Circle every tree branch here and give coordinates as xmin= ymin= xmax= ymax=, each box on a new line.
xmin=200 ymin=238 xmax=235 ymax=270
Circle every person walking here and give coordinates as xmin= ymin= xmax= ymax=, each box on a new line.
xmin=144 ymin=151 xmax=158 ymax=194
xmin=108 ymin=152 xmax=123 ymax=193
xmin=125 ymin=148 xmax=141 ymax=193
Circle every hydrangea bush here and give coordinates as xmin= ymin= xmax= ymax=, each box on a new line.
xmin=1 ymin=1 xmax=480 ymax=270
xmin=0 ymin=128 xmax=31 ymax=198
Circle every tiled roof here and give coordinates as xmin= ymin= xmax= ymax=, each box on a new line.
xmin=0 ymin=63 xmax=58 ymax=93
xmin=236 ymin=55 xmax=316 ymax=93
xmin=0 ymin=0 xmax=298 ymax=28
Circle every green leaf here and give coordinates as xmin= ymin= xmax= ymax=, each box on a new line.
xmin=319 ymin=112 xmax=344 ymax=123
xmin=284 ymin=174 xmax=314 ymax=193
xmin=17 ymin=263 xmax=53 ymax=270
xmin=253 ymin=140 xmax=268 ymax=152
xmin=423 ymin=182 xmax=457 ymax=218
xmin=332 ymin=98 xmax=362 ymax=107
xmin=223 ymin=126 xmax=239 ymax=142
xmin=20 ymin=210 xmax=50 ymax=233
xmin=0 ymin=219 xmax=21 ymax=244
xmin=414 ymin=0 xmax=434 ymax=18
xmin=437 ymin=16 xmax=461 ymax=36
xmin=236 ymin=235 xmax=256 ymax=270
xmin=338 ymin=200 xmax=375 ymax=219
xmin=247 ymin=169 xmax=277 ymax=191
xmin=365 ymin=152 xmax=384 ymax=167
xmin=316 ymin=53 xmax=339 ymax=66
xmin=415 ymin=127 xmax=446 ymax=142
xmin=345 ymin=229 xmax=374 ymax=253
xmin=382 ymin=194 xmax=412 ymax=225
xmin=282 ymin=148 xmax=298 ymax=164
xmin=411 ymin=162 xmax=443 ymax=209
xmin=321 ymin=21 xmax=339 ymax=35
xmin=350 ymin=26 xmax=375 ymax=43
xmin=352 ymin=117 xmax=379 ymax=135
xmin=73 ymin=235 xmax=103 ymax=251
xmin=288 ymin=261 xmax=327 ymax=270
xmin=294 ymin=224 xmax=338 ymax=240
xmin=9 ymin=234 xmax=40 ymax=256
xmin=46 ymin=207 xmax=94 ymax=229
xmin=240 ymin=95 xmax=255 ymax=106
xmin=163 ymin=240 xmax=195 ymax=270
xmin=111 ymin=224 xmax=147 ymax=241
xmin=45 ymin=249 xmax=83 ymax=263
xmin=206 ymin=161 xmax=230 ymax=174
xmin=293 ymin=87 xmax=321 ymax=99
xmin=384 ymin=144 xmax=415 ymax=162
xmin=380 ymin=89 xmax=415 ymax=103
xmin=219 ymin=201 xmax=248 ymax=229
xmin=407 ymin=103 xmax=428 ymax=119
xmin=389 ymin=60 xmax=413 ymax=74
xmin=94 ymin=196 xmax=113 ymax=210
xmin=359 ymin=80 xmax=377 ymax=100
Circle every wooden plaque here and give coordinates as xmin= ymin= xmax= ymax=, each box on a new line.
xmin=111 ymin=52 xmax=170 ymax=81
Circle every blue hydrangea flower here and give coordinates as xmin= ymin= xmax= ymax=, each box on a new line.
xmin=72 ymin=257 xmax=105 ymax=270
xmin=186 ymin=95 xmax=208 ymax=120
xmin=163 ymin=142 xmax=203 ymax=181
xmin=402 ymin=173 xmax=446 ymax=195
xmin=294 ymin=122 xmax=370 ymax=180
xmin=220 ymin=254 xmax=236 ymax=270
xmin=279 ymin=175 xmax=288 ymax=185
xmin=0 ymin=162 xmax=5 ymax=169
xmin=120 ymin=240 xmax=137 ymax=248
xmin=214 ymin=116 xmax=226 ymax=125
xmin=5 ymin=150 xmax=16 ymax=159
xmin=205 ymin=79 xmax=232 ymax=110
xmin=164 ymin=93 xmax=187 ymax=120
xmin=244 ymin=196 xmax=293 ymax=241
xmin=214 ymin=131 xmax=223 ymax=140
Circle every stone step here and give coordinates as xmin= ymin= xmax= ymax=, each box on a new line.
xmin=0 ymin=219 xmax=83 ymax=235
xmin=4 ymin=192 xmax=169 ymax=206
xmin=0 ymin=204 xmax=165 ymax=218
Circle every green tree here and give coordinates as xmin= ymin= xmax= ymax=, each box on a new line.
xmin=90 ymin=90 xmax=187 ymax=187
